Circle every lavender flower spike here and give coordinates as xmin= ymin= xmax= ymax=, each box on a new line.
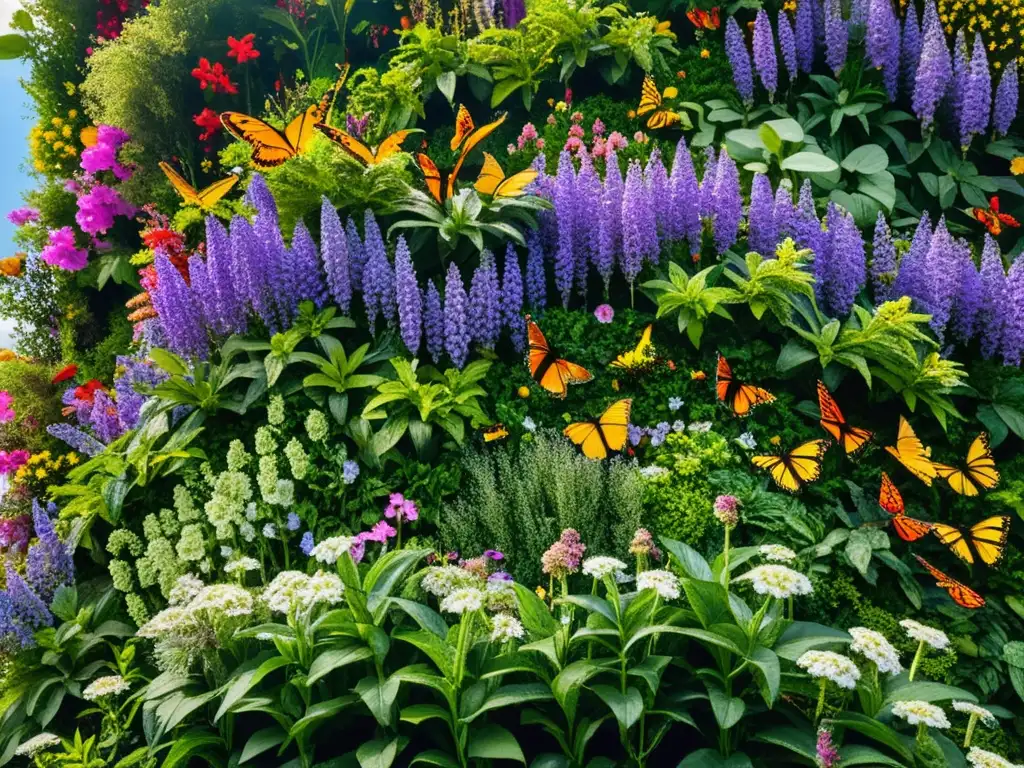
xmin=444 ymin=261 xmax=470 ymax=369
xmin=525 ymin=229 xmax=547 ymax=309
xmin=424 ymin=280 xmax=445 ymax=364
xmin=597 ymin=147 xmax=623 ymax=291
xmin=778 ymin=11 xmax=798 ymax=83
xmin=993 ymin=60 xmax=1018 ymax=138
xmin=725 ymin=18 xmax=755 ymax=107
xmin=501 ymin=244 xmax=525 ymax=352
xmin=468 ymin=250 xmax=501 ymax=350
xmin=824 ymin=0 xmax=847 ymax=76
xmin=321 ymin=198 xmax=352 ymax=313
xmin=292 ymin=220 xmax=328 ymax=309
xmin=978 ymin=235 xmax=1007 ymax=359
xmin=553 ymin=151 xmax=576 ymax=307
xmin=712 ymin=149 xmax=742 ymax=255
xmin=621 ymin=160 xmax=659 ymax=296
xmin=753 ymin=10 xmax=778 ymax=100
xmin=795 ymin=0 xmax=816 ymax=74
xmin=747 ymin=173 xmax=777 ymax=257
xmin=669 ymin=137 xmax=702 ymax=257
xmin=866 ymin=0 xmax=900 ymax=100
xmin=1003 ymin=255 xmax=1024 ymax=366
xmin=870 ymin=211 xmax=897 ymax=304
xmin=961 ymin=33 xmax=992 ymax=150
xmin=912 ymin=6 xmax=951 ymax=130
xmin=394 ymin=236 xmax=422 ymax=356
xmin=900 ymin=2 xmax=921 ymax=98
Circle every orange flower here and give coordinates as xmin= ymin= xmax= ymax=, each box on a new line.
xmin=700 ymin=49 xmax=711 ymax=59
xmin=676 ymin=70 xmax=687 ymax=79
xmin=0 ymin=255 xmax=24 ymax=278
xmin=691 ymin=370 xmax=707 ymax=381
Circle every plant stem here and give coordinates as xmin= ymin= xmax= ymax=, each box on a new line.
xmin=722 ymin=525 xmax=731 ymax=584
xmin=814 ymin=677 xmax=828 ymax=724
xmin=963 ymin=713 xmax=978 ymax=747
xmin=908 ymin=640 xmax=926 ymax=681
xmin=788 ymin=595 xmax=794 ymax=621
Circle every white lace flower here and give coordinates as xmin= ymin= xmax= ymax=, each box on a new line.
xmin=687 ymin=421 xmax=712 ymax=433
xmin=299 ymin=571 xmax=345 ymax=607
xmin=735 ymin=564 xmax=813 ymax=599
xmin=168 ymin=573 xmax=204 ymax=606
xmin=848 ymin=627 xmax=902 ymax=676
xmin=14 ymin=733 xmax=61 ymax=757
xmin=83 ymin=675 xmax=131 ymax=701
xmin=582 ymin=556 xmax=628 ymax=579
xmin=758 ymin=544 xmax=797 ymax=563
xmin=309 ymin=535 xmax=355 ymax=565
xmin=490 ymin=613 xmax=525 ymax=642
xmin=224 ymin=557 xmax=260 ymax=574
xmin=190 ymin=584 xmax=254 ymax=617
xmin=422 ymin=565 xmax=478 ymax=597
xmin=440 ymin=587 xmax=485 ymax=615
xmin=639 ymin=466 xmax=668 ymax=478
xmin=636 ymin=569 xmax=680 ymax=600
xmin=136 ymin=606 xmax=191 ymax=638
xmin=262 ymin=571 xmax=310 ymax=614
xmin=899 ymin=619 xmax=950 ymax=650
xmin=953 ymin=701 xmax=997 ymax=726
xmin=737 ymin=432 xmax=757 ymax=449
xmin=796 ymin=651 xmax=861 ymax=689
xmin=967 ymin=748 xmax=1024 ymax=768
xmin=891 ymin=700 xmax=950 ymax=728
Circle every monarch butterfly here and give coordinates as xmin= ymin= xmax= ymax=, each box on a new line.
xmin=884 ymin=416 xmax=937 ymax=486
xmin=610 ymin=325 xmax=657 ymax=375
xmin=158 ymin=162 xmax=239 ymax=209
xmin=417 ymin=107 xmax=507 ymax=203
xmin=970 ymin=195 xmax=1020 ymax=236
xmin=686 ymin=7 xmax=720 ymax=29
xmin=564 ymin=399 xmax=632 ymax=460
xmin=716 ymin=355 xmax=775 ymax=417
xmin=878 ymin=472 xmax=933 ymax=542
xmin=525 ymin=316 xmax=593 ymax=399
xmin=817 ymin=381 xmax=873 ymax=458
xmin=482 ymin=424 xmax=509 ymax=443
xmin=914 ymin=555 xmax=985 ymax=609
xmin=451 ymin=104 xmax=477 ymax=151
xmin=314 ymin=125 xmax=419 ymax=166
xmin=933 ymin=433 xmax=1000 ymax=496
xmin=931 ymin=516 xmax=1011 ymax=566
xmin=474 ymin=153 xmax=538 ymax=199
xmin=637 ymin=75 xmax=682 ymax=130
xmin=751 ymin=439 xmax=830 ymax=493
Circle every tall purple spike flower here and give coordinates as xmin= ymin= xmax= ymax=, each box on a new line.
xmin=525 ymin=229 xmax=547 ymax=309
xmin=424 ymin=280 xmax=445 ymax=364
xmin=152 ymin=252 xmax=207 ymax=359
xmin=469 ymin=250 xmax=501 ymax=350
xmin=1002 ymin=255 xmax=1024 ymax=366
xmin=26 ymin=500 xmax=73 ymax=603
xmin=444 ymin=262 xmax=470 ymax=369
xmin=773 ymin=183 xmax=796 ymax=243
xmin=894 ymin=212 xmax=933 ymax=299
xmin=501 ymin=244 xmax=525 ymax=352
xmin=791 ymin=180 xmax=825 ymax=261
xmin=597 ymin=147 xmax=623 ymax=291
xmin=46 ymin=424 xmax=106 ymax=456
xmin=748 ymin=173 xmax=777 ymax=256
xmin=292 ymin=221 xmax=328 ymax=309
xmin=321 ymin=199 xmax=352 ymax=313
xmin=699 ymin=146 xmax=718 ymax=219
xmin=230 ymin=216 xmax=273 ymax=329
xmin=575 ymin=151 xmax=602 ymax=292
xmin=205 ymin=217 xmax=245 ymax=335
xmin=645 ymin=148 xmax=672 ymax=253
xmin=795 ymin=0 xmax=816 ymax=73
xmin=778 ymin=11 xmax=798 ymax=82
xmin=824 ymin=0 xmax=848 ymax=76
xmin=394 ymin=236 xmax=422 ymax=355
xmin=553 ymin=152 xmax=576 ymax=306
xmin=817 ymin=202 xmax=865 ymax=316
xmin=951 ymin=240 xmax=983 ymax=344
xmin=187 ymin=253 xmax=215 ymax=333
xmin=713 ymin=150 xmax=742 ymax=255
xmin=621 ymin=160 xmax=659 ymax=293
xmin=870 ymin=211 xmax=897 ymax=303
xmin=669 ymin=137 xmax=702 ymax=256
xmin=849 ymin=0 xmax=869 ymax=28
xmin=725 ymin=18 xmax=755 ymax=107
xmin=246 ymin=174 xmax=293 ymax=329
xmin=993 ymin=60 xmax=1019 ymax=138
xmin=913 ymin=8 xmax=952 ymax=130
xmin=921 ymin=217 xmax=959 ymax=341
xmin=961 ymin=33 xmax=992 ymax=149
xmin=345 ymin=217 xmax=367 ymax=293
xmin=812 ymin=0 xmax=826 ymax=50
xmin=361 ymin=210 xmax=395 ymax=335
xmin=978 ymin=235 xmax=1007 ymax=359
xmin=502 ymin=0 xmax=525 ymax=26
xmin=901 ymin=3 xmax=921 ymax=97
xmin=948 ymin=31 xmax=969 ymax=140
xmin=753 ymin=10 xmax=778 ymax=101
xmin=1 ymin=566 xmax=52 ymax=647
xmin=866 ymin=0 xmax=900 ymax=100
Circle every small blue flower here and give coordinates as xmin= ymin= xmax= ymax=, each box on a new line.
xmin=668 ymin=396 xmax=684 ymax=412
xmin=286 ymin=512 xmax=301 ymax=531
xmin=672 ymin=420 xmax=686 ymax=433
xmin=300 ymin=531 xmax=315 ymax=556
xmin=628 ymin=424 xmax=644 ymax=446
xmin=737 ymin=432 xmax=757 ymax=450
xmin=342 ymin=460 xmax=360 ymax=485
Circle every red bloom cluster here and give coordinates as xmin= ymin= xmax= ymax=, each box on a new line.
xmin=193 ymin=108 xmax=222 ymax=142
xmin=227 ymin=34 xmax=260 ymax=64
xmin=51 ymin=364 xmax=79 ymax=384
xmin=277 ymin=0 xmax=307 ymax=19
xmin=73 ymin=379 xmax=106 ymax=405
xmin=191 ymin=58 xmax=238 ymax=94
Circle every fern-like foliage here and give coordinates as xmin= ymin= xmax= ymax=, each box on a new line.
xmin=642 ymin=262 xmax=740 ymax=348
xmin=873 ymin=351 xmax=967 ymax=428
xmin=722 ymin=238 xmax=815 ymax=324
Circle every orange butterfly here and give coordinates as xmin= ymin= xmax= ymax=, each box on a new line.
xmin=971 ymin=196 xmax=1021 ymax=236
xmin=878 ymin=472 xmax=933 ymax=542
xmin=526 ymin=316 xmax=593 ymax=399
xmin=417 ymin=105 xmax=507 ymax=204
xmin=716 ymin=355 xmax=775 ymax=417
xmin=914 ymin=555 xmax=985 ymax=609
xmin=817 ymin=381 xmax=873 ymax=458
xmin=686 ymin=7 xmax=720 ymax=29
xmin=314 ymin=125 xmax=418 ymax=166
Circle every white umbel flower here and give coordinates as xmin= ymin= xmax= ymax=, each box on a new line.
xmin=83 ymin=675 xmax=131 ymax=701
xmin=224 ymin=557 xmax=260 ymax=574
xmin=299 ymin=571 xmax=345 ymax=607
xmin=262 ymin=571 xmax=310 ymax=614
xmin=422 ymin=565 xmax=477 ymax=597
xmin=758 ymin=544 xmax=797 ymax=563
xmin=796 ymin=650 xmax=861 ymax=689
xmin=953 ymin=701 xmax=997 ymax=726
xmin=582 ymin=556 xmax=628 ymax=579
xmin=190 ymin=584 xmax=254 ymax=617
xmin=14 ymin=733 xmax=61 ymax=757
xmin=635 ymin=569 xmax=680 ymax=599
xmin=735 ymin=564 xmax=813 ymax=599
xmin=899 ymin=619 xmax=949 ymax=650
xmin=309 ymin=535 xmax=355 ymax=565
xmin=490 ymin=613 xmax=525 ymax=642
xmin=136 ymin=606 xmax=191 ymax=638
xmin=967 ymin=748 xmax=1024 ymax=768
xmin=891 ymin=700 xmax=951 ymax=728
xmin=848 ymin=627 xmax=902 ymax=675
xmin=440 ymin=587 xmax=485 ymax=615
xmin=168 ymin=573 xmax=204 ymax=606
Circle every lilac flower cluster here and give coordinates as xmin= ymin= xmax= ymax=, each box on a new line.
xmin=725 ymin=18 xmax=755 ymax=107
xmin=75 ymin=184 xmax=135 ymax=236
xmin=815 ymin=202 xmax=866 ymax=317
xmin=394 ymin=236 xmax=422 ymax=355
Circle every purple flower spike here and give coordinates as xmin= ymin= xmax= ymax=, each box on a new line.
xmin=553 ymin=152 xmax=576 ymax=306
xmin=394 ymin=236 xmax=422 ymax=356
xmin=525 ymin=229 xmax=547 ymax=309
xmin=424 ymin=280 xmax=445 ymax=364
xmin=773 ymin=183 xmax=795 ymax=244
xmin=960 ymin=33 xmax=991 ymax=149
xmin=978 ymin=235 xmax=1007 ymax=359
xmin=469 ymin=250 xmax=501 ymax=350
xmin=866 ymin=0 xmax=900 ymax=100
xmin=748 ymin=173 xmax=777 ymax=257
xmin=894 ymin=211 xmax=932 ymax=300
xmin=817 ymin=202 xmax=865 ymax=317
xmin=993 ymin=60 xmax=1019 ymax=138
xmin=795 ymin=0 xmax=816 ymax=73
xmin=292 ymin=220 xmax=328 ymax=309
xmin=824 ymin=0 xmax=848 ymax=76
xmin=753 ymin=10 xmax=778 ymax=101
xmin=778 ymin=11 xmax=798 ymax=82
xmin=712 ymin=149 xmax=742 ymax=255
xmin=444 ymin=262 xmax=470 ymax=369
xmin=597 ymin=147 xmax=624 ymax=291
xmin=621 ymin=160 xmax=659 ymax=288
xmin=951 ymin=241 xmax=983 ymax=345
xmin=870 ymin=211 xmax=897 ymax=304
xmin=1003 ymin=255 xmax=1024 ymax=366
xmin=575 ymin=151 xmax=602 ymax=292
xmin=669 ymin=138 xmax=702 ymax=256
xmin=152 ymin=252 xmax=207 ymax=359
xmin=949 ymin=31 xmax=969 ymax=140
xmin=345 ymin=216 xmax=367 ymax=292
xmin=913 ymin=6 xmax=951 ymax=130
xmin=645 ymin=148 xmax=672 ymax=251
xmin=321 ymin=198 xmax=352 ymax=313
xmin=501 ymin=244 xmax=525 ymax=352
xmin=791 ymin=179 xmax=825 ymax=262
xmin=725 ymin=18 xmax=755 ymax=106
xmin=900 ymin=2 xmax=921 ymax=97
xmin=921 ymin=217 xmax=959 ymax=341
xmin=699 ymin=146 xmax=718 ymax=220
xmin=361 ymin=210 xmax=395 ymax=335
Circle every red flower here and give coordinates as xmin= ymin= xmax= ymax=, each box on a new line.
xmin=193 ymin=108 xmax=222 ymax=141
xmin=51 ymin=364 xmax=78 ymax=384
xmin=227 ymin=33 xmax=260 ymax=64
xmin=191 ymin=58 xmax=238 ymax=95
xmin=74 ymin=379 xmax=106 ymax=404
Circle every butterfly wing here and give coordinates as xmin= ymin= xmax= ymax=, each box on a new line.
xmin=885 ymin=417 xmax=936 ymax=486
xmin=447 ymin=112 xmax=507 ymax=200
xmin=374 ymin=130 xmax=417 ymax=163
xmin=964 ymin=433 xmax=999 ymax=490
xmin=284 ymin=87 xmax=333 ymax=156
xmin=914 ymin=555 xmax=985 ymax=609
xmin=196 ymin=175 xmax=240 ymax=208
xmin=474 ymin=152 xmax=506 ymax=196
xmin=931 ymin=523 xmax=974 ymax=565
xmin=715 ymin=354 xmax=733 ymax=403
xmin=751 ymin=454 xmax=797 ymax=492
xmin=933 ymin=464 xmax=979 ymax=496
xmin=596 ymin=398 xmax=632 ymax=454
xmin=647 ymin=110 xmax=682 ymax=130
xmin=417 ymin=153 xmax=444 ymax=204
xmin=611 ymin=325 xmax=655 ymax=372
xmin=752 ymin=439 xmax=828 ymax=493
xmin=968 ymin=515 xmax=1010 ymax=566
xmin=817 ymin=381 xmax=873 ymax=457
xmin=315 ymin=124 xmax=376 ymax=165
xmin=730 ymin=383 xmax=776 ymax=417
xmin=525 ymin=317 xmax=592 ymax=398
xmin=878 ymin=472 xmax=905 ymax=515
xmin=972 ymin=207 xmax=1001 ymax=235
xmin=638 ymin=75 xmax=662 ymax=116
xmin=221 ymin=112 xmax=296 ymax=168
xmin=483 ymin=424 xmax=509 ymax=442
xmin=451 ymin=104 xmax=476 ymax=151
xmin=893 ymin=516 xmax=935 ymax=543
xmin=159 ymin=162 xmax=201 ymax=206
xmin=493 ymin=169 xmax=539 ymax=199
xmin=878 ymin=472 xmax=932 ymax=541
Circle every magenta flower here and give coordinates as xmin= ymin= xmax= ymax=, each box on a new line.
xmin=484 ymin=549 xmax=504 ymax=561
xmin=0 ymin=392 xmax=14 ymax=423
xmin=41 ymin=227 xmax=88 ymax=271
xmin=385 ymin=493 xmax=419 ymax=522
xmin=815 ymin=728 xmax=840 ymax=767
xmin=592 ymin=118 xmax=606 ymax=136
xmin=594 ymin=303 xmax=614 ymax=323
xmin=6 ymin=208 xmax=39 ymax=226
xmin=370 ymin=520 xmax=397 ymax=542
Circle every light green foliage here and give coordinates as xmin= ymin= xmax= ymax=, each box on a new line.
xmin=176 ymin=523 xmax=207 ymax=562
xmin=284 ymin=438 xmax=309 ymax=480
xmin=106 ymin=529 xmax=143 ymax=559
xmin=108 ymin=559 xmax=134 ymax=593
xmin=722 ymin=239 xmax=816 ymax=324
xmin=125 ymin=593 xmax=149 ymax=626
xmin=305 ymin=410 xmax=329 ymax=442
xmin=267 ymin=395 xmax=286 ymax=427
xmin=257 ymin=455 xmax=279 ymax=503
xmin=159 ymin=506 xmax=181 ymax=538
xmin=0 ymin=360 xmax=63 ymax=451
xmin=254 ymin=426 xmax=278 ymax=457
xmin=174 ymin=484 xmax=200 ymax=523
xmin=226 ymin=440 xmax=251 ymax=471
xmin=643 ymin=263 xmax=740 ymax=348
xmin=142 ymin=514 xmax=163 ymax=543
xmin=205 ymin=470 xmax=254 ymax=540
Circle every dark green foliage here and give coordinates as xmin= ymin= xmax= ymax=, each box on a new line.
xmin=0 ymin=360 xmax=63 ymax=452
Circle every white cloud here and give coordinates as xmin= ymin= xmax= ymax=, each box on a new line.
xmin=0 ymin=0 xmax=24 ymax=34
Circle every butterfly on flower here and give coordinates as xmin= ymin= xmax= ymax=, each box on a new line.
xmin=751 ymin=439 xmax=830 ymax=493
xmin=913 ymin=555 xmax=985 ymax=609
xmin=817 ymin=381 xmax=873 ymax=458
xmin=525 ymin=316 xmax=592 ymax=399
xmin=970 ymin=195 xmax=1020 ymax=236
xmin=878 ymin=472 xmax=933 ymax=542
xmin=564 ymin=399 xmax=632 ymax=461
xmin=932 ymin=433 xmax=999 ymax=497
xmin=482 ymin=424 xmax=509 ymax=443
xmin=884 ymin=416 xmax=936 ymax=486
xmin=610 ymin=325 xmax=658 ymax=376
xmin=686 ymin=7 xmax=720 ymax=29
xmin=159 ymin=162 xmax=238 ymax=210
xmin=716 ymin=355 xmax=775 ymax=417
xmin=637 ymin=75 xmax=682 ymax=130
xmin=417 ymin=105 xmax=507 ymax=204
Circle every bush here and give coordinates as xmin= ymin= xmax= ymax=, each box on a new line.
xmin=0 ymin=359 xmax=63 ymax=453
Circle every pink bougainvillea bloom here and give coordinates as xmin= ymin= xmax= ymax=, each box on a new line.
xmin=594 ymin=304 xmax=614 ymax=323
xmin=6 ymin=208 xmax=39 ymax=226
xmin=41 ymin=227 xmax=89 ymax=271
xmin=0 ymin=392 xmax=14 ymax=423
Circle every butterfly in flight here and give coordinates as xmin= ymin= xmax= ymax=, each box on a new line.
xmin=637 ymin=75 xmax=682 ymax=130
xmin=159 ymin=162 xmax=238 ymax=210
xmin=884 ymin=416 xmax=937 ymax=486
xmin=315 ymin=125 xmax=419 ymax=167
xmin=931 ymin=515 xmax=1010 ymax=567
xmin=221 ymin=64 xmax=349 ymax=168
xmin=525 ymin=316 xmax=593 ymax=399
xmin=417 ymin=105 xmax=507 ymax=204
xmin=751 ymin=439 xmax=830 ymax=493
xmin=817 ymin=381 xmax=873 ymax=458
xmin=686 ymin=7 xmax=720 ymax=29
xmin=914 ymin=555 xmax=985 ymax=609
xmin=716 ymin=355 xmax=775 ymax=417
xmin=878 ymin=472 xmax=933 ymax=542
xmin=474 ymin=153 xmax=538 ymax=199
xmin=610 ymin=325 xmax=658 ymax=376
xmin=932 ymin=433 xmax=1000 ymax=497
xmin=564 ymin=399 xmax=632 ymax=461
xmin=970 ymin=196 xmax=1020 ymax=236
xmin=482 ymin=424 xmax=509 ymax=443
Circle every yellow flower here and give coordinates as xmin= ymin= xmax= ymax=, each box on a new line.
xmin=691 ymin=370 xmax=707 ymax=381
xmin=62 ymin=125 xmax=72 ymax=138
xmin=15 ymin=467 xmax=26 ymax=480
xmin=39 ymin=451 xmax=51 ymax=460
xmin=701 ymin=48 xmax=711 ymax=59
xmin=68 ymin=108 xmax=78 ymax=119
xmin=547 ymin=98 xmax=555 ymax=107
xmin=51 ymin=116 xmax=64 ymax=127
xmin=1011 ymin=157 xmax=1024 ymax=175
xmin=43 ymin=130 xmax=57 ymax=142
xmin=627 ymin=109 xmax=637 ymax=119
xmin=52 ymin=141 xmax=64 ymax=150
xmin=35 ymin=468 xmax=47 ymax=480
xmin=65 ymin=453 xmax=79 ymax=466
xmin=201 ymin=159 xmax=213 ymax=173
xmin=555 ymin=100 xmax=567 ymax=112
xmin=770 ymin=435 xmax=782 ymax=446
xmin=517 ymin=386 xmax=530 ymax=398
xmin=535 ymin=586 xmax=547 ymax=601
xmin=64 ymin=81 xmax=76 ymax=96
xmin=611 ymin=378 xmax=620 ymax=391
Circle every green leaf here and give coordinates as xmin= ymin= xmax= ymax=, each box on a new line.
xmin=882 ymin=680 xmax=977 ymax=707
xmin=552 ymin=660 xmax=613 ymax=722
xmin=240 ymin=727 xmax=286 ymax=764
xmin=355 ymin=675 xmax=401 ymax=727
xmin=388 ymin=597 xmax=449 ymax=639
xmin=841 ymin=144 xmax=889 ymax=175
xmin=777 ymin=339 xmax=819 ymax=372
xmin=747 ymin=646 xmax=781 ymax=705
xmin=678 ymin=749 xmax=753 ymax=767
xmin=357 ymin=736 xmax=409 ymax=768
xmin=993 ymin=403 xmax=1024 ymax=439
xmin=625 ymin=625 xmax=742 ymax=655
xmin=307 ymin=645 xmax=374 ymax=686
xmin=491 ymin=77 xmax=525 ymax=107
xmin=150 ymin=348 xmax=189 ymax=376
xmin=830 ymin=713 xmax=914 ymax=764
xmin=410 ymin=750 xmax=461 ymax=768
xmin=759 ymin=123 xmax=782 ymax=156
xmin=216 ymin=655 xmax=291 ymax=721
xmin=365 ymin=548 xmax=430 ymax=614
xmin=0 ymin=33 xmax=30 ymax=59
xmin=467 ymin=724 xmax=526 ymax=764
xmin=514 ymin=583 xmax=559 ymax=637
xmin=774 ymin=622 xmax=850 ymax=661
xmin=838 ymin=744 xmax=906 ymax=767
xmin=289 ymin=695 xmax=358 ymax=739
xmin=707 ymin=684 xmax=745 ymax=729
xmin=462 ymin=683 xmax=554 ymax=723
xmin=780 ymin=152 xmax=840 ymax=173
xmin=436 ymin=71 xmax=456 ymax=104
xmin=752 ymin=726 xmax=816 ymax=760
xmin=161 ymin=730 xmax=224 ymax=768
xmin=558 ymin=595 xmax=618 ymax=626
xmin=401 ymin=703 xmax=450 ymax=725
xmin=590 ymin=685 xmax=643 ymax=730
xmin=764 ymin=118 xmax=804 ymax=142
xmin=660 ymin=537 xmax=712 ymax=580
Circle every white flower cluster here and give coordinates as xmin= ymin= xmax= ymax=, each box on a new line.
xmin=967 ymin=748 xmax=1024 ymax=768
xmin=899 ymin=619 xmax=950 ymax=650
xmin=440 ymin=587 xmax=485 ymax=615
xmin=14 ymin=733 xmax=61 ymax=757
xmin=168 ymin=573 xmax=204 ymax=606
xmin=953 ymin=701 xmax=997 ymax=726
xmin=490 ymin=613 xmax=525 ymax=642
xmin=758 ymin=544 xmax=797 ymax=563
xmin=309 ymin=536 xmax=355 ymax=565
xmin=421 ymin=565 xmax=480 ymax=598
xmin=796 ymin=651 xmax=861 ymax=689
xmin=137 ymin=606 xmax=192 ymax=638
xmin=262 ymin=570 xmax=344 ymax=614
xmin=224 ymin=557 xmax=260 ymax=574
xmin=190 ymin=584 xmax=254 ymax=618
xmin=639 ymin=466 xmax=669 ymax=479
xmin=735 ymin=564 xmax=813 ymax=599
xmin=891 ymin=700 xmax=951 ymax=728
xmin=83 ymin=675 xmax=131 ymax=701
xmin=582 ymin=556 xmax=628 ymax=579
xmin=848 ymin=627 xmax=902 ymax=676
xmin=636 ymin=569 xmax=680 ymax=600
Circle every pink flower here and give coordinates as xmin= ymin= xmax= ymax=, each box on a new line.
xmin=507 ymin=143 xmax=517 ymax=154
xmin=0 ymin=392 xmax=14 ymax=423
xmin=521 ymin=123 xmax=538 ymax=141
xmin=75 ymin=185 xmax=135 ymax=235
xmin=535 ymin=138 xmax=545 ymax=150
xmin=564 ymin=136 xmax=583 ymax=154
xmin=592 ymin=118 xmax=606 ymax=136
xmin=568 ymin=124 xmax=585 ymax=139
xmin=593 ymin=304 xmax=614 ymax=323
xmin=571 ymin=111 xmax=583 ymax=123
xmin=384 ymin=492 xmax=418 ymax=522
xmin=6 ymin=208 xmax=39 ymax=226
xmin=541 ymin=528 xmax=586 ymax=579
xmin=815 ymin=728 xmax=840 ymax=768
xmin=564 ymin=87 xmax=573 ymax=105
xmin=591 ymin=137 xmax=607 ymax=157
xmin=80 ymin=125 xmax=132 ymax=180
xmin=371 ymin=520 xmax=397 ymax=541
xmin=41 ymin=227 xmax=89 ymax=271
xmin=547 ymin=114 xmax=557 ymax=126
xmin=607 ymin=131 xmax=629 ymax=150
xmin=633 ymin=131 xmax=648 ymax=143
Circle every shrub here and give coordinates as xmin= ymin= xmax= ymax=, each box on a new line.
xmin=0 ymin=360 xmax=63 ymax=453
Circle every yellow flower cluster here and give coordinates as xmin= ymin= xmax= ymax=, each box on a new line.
xmin=938 ymin=0 xmax=1024 ymax=68
xmin=14 ymin=450 xmax=79 ymax=486
xmin=29 ymin=104 xmax=88 ymax=174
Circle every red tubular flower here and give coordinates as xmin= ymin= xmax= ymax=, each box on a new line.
xmin=193 ymin=108 xmax=222 ymax=141
xmin=74 ymin=379 xmax=106 ymax=404
xmin=227 ymin=33 xmax=260 ymax=64
xmin=191 ymin=58 xmax=238 ymax=94
xmin=51 ymin=364 xmax=78 ymax=384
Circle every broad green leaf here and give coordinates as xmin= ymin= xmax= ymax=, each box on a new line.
xmin=752 ymin=726 xmax=815 ymax=760
xmin=160 ymin=730 xmax=224 ymax=768
xmin=660 ymin=537 xmax=713 ymax=580
xmin=0 ymin=33 xmax=30 ymax=59
xmin=678 ymin=748 xmax=753 ymax=767
xmin=590 ymin=685 xmax=643 ymax=730
xmin=401 ymin=703 xmax=450 ymax=725
xmin=882 ymin=679 xmax=977 ymax=707
xmin=467 ymin=724 xmax=526 ymax=763
xmin=357 ymin=736 xmax=409 ymax=768
xmin=841 ymin=144 xmax=889 ymax=175
xmin=355 ymin=675 xmax=401 ymax=727
xmin=830 ymin=713 xmax=914 ymax=764
xmin=306 ymin=645 xmax=374 ymax=686
xmin=780 ymin=152 xmax=839 ymax=173
xmin=552 ymin=659 xmax=613 ymax=722
xmin=216 ymin=655 xmax=291 ymax=721
xmin=240 ymin=727 xmax=285 ymax=764
xmin=410 ymin=751 xmax=460 ymax=768
xmin=748 ymin=646 xmax=781 ymax=705
xmin=707 ymin=685 xmax=745 ymax=729
xmin=388 ymin=597 xmax=449 ymax=639
xmin=461 ymin=683 xmax=553 ymax=723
